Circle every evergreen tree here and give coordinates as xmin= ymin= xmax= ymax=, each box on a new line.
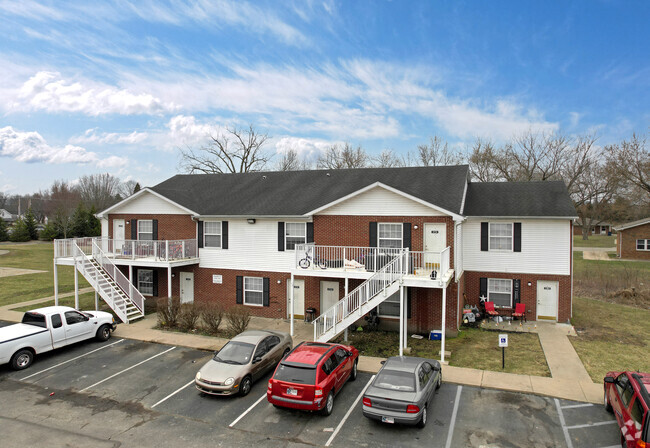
xmin=70 ymin=203 xmax=90 ymax=237
xmin=39 ymin=221 xmax=62 ymax=241
xmin=133 ymin=182 xmax=141 ymax=193
xmin=9 ymin=218 xmax=30 ymax=242
xmin=24 ymin=207 xmax=38 ymax=240
xmin=0 ymin=219 xmax=8 ymax=241
xmin=86 ymin=205 xmax=101 ymax=236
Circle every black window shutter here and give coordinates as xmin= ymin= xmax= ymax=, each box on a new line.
xmin=403 ymin=223 xmax=412 ymax=250
xmin=263 ymin=278 xmax=270 ymax=307
xmin=306 ymin=222 xmax=314 ymax=243
xmin=513 ymin=222 xmax=521 ymax=252
xmin=480 ymin=222 xmax=488 ymax=251
xmin=130 ymin=219 xmax=137 ymax=239
xmin=513 ymin=279 xmax=521 ymax=304
xmin=152 ymin=219 xmax=158 ymax=240
xmin=278 ymin=222 xmax=285 ymax=251
xmin=236 ymin=276 xmax=243 ymax=304
xmin=197 ymin=221 xmax=203 ymax=248
xmin=479 ymin=277 xmax=488 ymax=299
xmin=222 ymin=221 xmax=228 ymax=249
xmin=369 ymin=222 xmax=378 ymax=247
xmin=407 ymin=288 xmax=412 ymax=319
xmin=152 ymin=270 xmax=159 ymax=297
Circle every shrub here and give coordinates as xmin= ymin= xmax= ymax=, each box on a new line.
xmin=156 ymin=297 xmax=181 ymax=328
xmin=0 ymin=219 xmax=8 ymax=242
xmin=199 ymin=301 xmax=224 ymax=334
xmin=225 ymin=305 xmax=251 ymax=335
xmin=39 ymin=222 xmax=61 ymax=241
xmin=179 ymin=303 xmax=200 ymax=331
xmin=9 ymin=218 xmax=30 ymax=242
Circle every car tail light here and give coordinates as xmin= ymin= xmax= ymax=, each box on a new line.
xmin=268 ymin=381 xmax=272 ymax=390
xmin=315 ymin=388 xmax=323 ymax=397
xmin=406 ymin=404 xmax=420 ymax=413
xmin=362 ymin=397 xmax=372 ymax=407
xmin=637 ymin=440 xmax=647 ymax=448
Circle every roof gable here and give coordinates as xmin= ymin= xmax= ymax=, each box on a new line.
xmin=97 ymin=188 xmax=198 ymax=217
xmin=614 ymin=217 xmax=650 ymax=231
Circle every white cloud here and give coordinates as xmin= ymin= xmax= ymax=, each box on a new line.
xmin=10 ymin=71 xmax=176 ymax=116
xmin=0 ymin=126 xmax=128 ymax=167
xmin=166 ymin=115 xmax=221 ymax=148
xmin=274 ymin=136 xmax=336 ymax=161
xmin=69 ymin=128 xmax=149 ymax=145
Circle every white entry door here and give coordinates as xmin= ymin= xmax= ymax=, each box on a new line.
xmin=287 ymin=279 xmax=305 ymax=319
xmin=180 ymin=272 xmax=194 ymax=304
xmin=320 ymin=281 xmax=339 ymax=313
xmin=424 ymin=223 xmax=446 ymax=270
xmin=113 ymin=219 xmax=125 ymax=252
xmin=536 ymin=281 xmax=558 ymax=321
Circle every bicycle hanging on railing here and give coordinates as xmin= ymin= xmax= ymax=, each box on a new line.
xmin=298 ymin=247 xmax=327 ymax=269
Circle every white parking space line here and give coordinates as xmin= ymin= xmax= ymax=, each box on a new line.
xmin=325 ymin=375 xmax=375 ymax=447
xmin=561 ymin=403 xmax=593 ymax=410
xmin=229 ymin=393 xmax=267 ymax=428
xmin=151 ymin=379 xmax=195 ymax=409
xmin=565 ymin=420 xmax=618 ymax=430
xmin=555 ymin=398 xmax=574 ymax=448
xmin=445 ymin=385 xmax=463 ymax=448
xmin=79 ymin=346 xmax=176 ymax=392
xmin=20 ymin=339 xmax=125 ymax=381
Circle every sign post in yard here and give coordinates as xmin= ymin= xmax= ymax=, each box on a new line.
xmin=498 ymin=334 xmax=508 ymax=369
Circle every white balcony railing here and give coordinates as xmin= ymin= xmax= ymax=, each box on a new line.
xmin=295 ymin=244 xmax=452 ymax=279
xmin=55 ymin=237 xmax=198 ymax=262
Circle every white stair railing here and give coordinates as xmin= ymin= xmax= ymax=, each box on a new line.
xmin=313 ymin=250 xmax=408 ymax=341
xmin=92 ymin=241 xmax=145 ymax=314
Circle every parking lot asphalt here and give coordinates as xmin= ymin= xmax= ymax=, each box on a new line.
xmin=0 ymin=320 xmax=621 ymax=448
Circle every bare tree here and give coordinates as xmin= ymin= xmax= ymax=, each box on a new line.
xmin=468 ymin=138 xmax=503 ymax=182
xmin=45 ymin=180 xmax=82 ymax=239
xmin=415 ymin=136 xmax=462 ymax=166
xmin=373 ymin=149 xmax=405 ymax=168
xmin=180 ymin=124 xmax=271 ymax=174
xmin=606 ymin=133 xmax=650 ymax=196
xmin=118 ymin=179 xmax=141 ymax=199
xmin=317 ymin=143 xmax=370 ymax=169
xmin=78 ymin=173 xmax=122 ymax=211
xmin=275 ymin=149 xmax=312 ymax=171
xmin=572 ymin=161 xmax=620 ymax=240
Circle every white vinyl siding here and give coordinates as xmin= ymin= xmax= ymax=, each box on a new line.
xmin=489 ymin=222 xmax=512 ymax=251
xmin=112 ymin=191 xmax=189 ymax=214
xmin=637 ymin=239 xmax=650 ymax=251
xmin=462 ymin=219 xmax=571 ymax=276
xmin=285 ymin=223 xmax=306 ymax=251
xmin=378 ymin=223 xmax=403 ymax=248
xmin=138 ymin=269 xmax=153 ymax=295
xmin=244 ymin=277 xmax=263 ymax=306
xmin=138 ymin=220 xmax=153 ymax=240
xmin=204 ymin=221 xmax=221 ymax=248
xmin=488 ymin=278 xmax=512 ymax=308
xmin=318 ymin=186 xmax=446 ymax=216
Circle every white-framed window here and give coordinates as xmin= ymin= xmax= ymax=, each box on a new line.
xmin=378 ymin=223 xmax=402 ymax=248
xmin=489 ymin=223 xmax=513 ymax=251
xmin=488 ymin=278 xmax=512 ymax=308
xmin=244 ymin=276 xmax=264 ymax=306
xmin=138 ymin=269 xmax=154 ymax=296
xmin=204 ymin=221 xmax=222 ymax=248
xmin=138 ymin=220 xmax=153 ymax=240
xmin=378 ymin=291 xmax=400 ymax=317
xmin=285 ymin=222 xmax=306 ymax=251
xmin=637 ymin=239 xmax=650 ymax=251
xmin=601 ymin=226 xmax=608 ymax=233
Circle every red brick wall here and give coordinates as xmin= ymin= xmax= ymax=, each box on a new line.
xmin=619 ymin=223 xmax=650 ymax=260
xmin=107 ymin=214 xmax=196 ymax=240
xmin=463 ymin=271 xmax=572 ymax=323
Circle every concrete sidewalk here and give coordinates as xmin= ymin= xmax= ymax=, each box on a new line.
xmin=0 ymin=297 xmax=603 ymax=405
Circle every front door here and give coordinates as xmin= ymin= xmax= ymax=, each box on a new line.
xmin=536 ymin=281 xmax=558 ymax=321
xmin=113 ymin=219 xmax=125 ymax=252
xmin=320 ymin=281 xmax=339 ymax=314
xmin=287 ymin=279 xmax=305 ymax=319
xmin=180 ymin=272 xmax=194 ymax=304
xmin=424 ymin=223 xmax=446 ymax=271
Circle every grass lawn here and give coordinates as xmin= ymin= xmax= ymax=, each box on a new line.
xmin=573 ymin=234 xmax=616 ymax=248
xmin=336 ymin=328 xmax=550 ymax=376
xmin=570 ymin=296 xmax=650 ymax=382
xmin=11 ymin=292 xmax=112 ymax=313
xmin=0 ymin=243 xmax=90 ymax=307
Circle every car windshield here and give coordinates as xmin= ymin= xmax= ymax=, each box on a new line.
xmin=374 ymin=369 xmax=416 ymax=392
xmin=21 ymin=312 xmax=47 ymax=328
xmin=273 ymin=364 xmax=317 ymax=384
xmin=213 ymin=341 xmax=255 ymax=365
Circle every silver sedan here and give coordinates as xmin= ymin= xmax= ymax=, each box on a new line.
xmin=362 ymin=356 xmax=442 ymax=428
xmin=195 ymin=330 xmax=292 ymax=397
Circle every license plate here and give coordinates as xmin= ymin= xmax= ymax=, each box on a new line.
xmin=381 ymin=416 xmax=394 ymax=424
xmin=287 ymin=388 xmax=297 ymax=396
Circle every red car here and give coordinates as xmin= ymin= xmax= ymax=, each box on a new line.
xmin=604 ymin=371 xmax=650 ymax=447
xmin=267 ymin=341 xmax=359 ymax=416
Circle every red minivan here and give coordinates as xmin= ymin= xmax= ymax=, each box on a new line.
xmin=604 ymin=371 xmax=650 ymax=448
xmin=267 ymin=342 xmax=359 ymax=416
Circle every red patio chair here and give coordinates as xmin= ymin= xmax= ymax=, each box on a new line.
xmin=512 ymin=303 xmax=526 ymax=322
xmin=484 ymin=301 xmax=499 ymax=317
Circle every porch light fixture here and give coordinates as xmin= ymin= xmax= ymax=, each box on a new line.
xmin=527 ymin=282 xmax=532 ymax=286
xmin=247 ymin=218 xmax=256 ymax=224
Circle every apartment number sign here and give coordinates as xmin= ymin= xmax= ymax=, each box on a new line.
xmin=212 ymin=275 xmax=222 ymax=284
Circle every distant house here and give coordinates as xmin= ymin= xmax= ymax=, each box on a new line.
xmin=614 ymin=217 xmax=650 ymax=260
xmin=0 ymin=209 xmax=17 ymax=223
xmin=573 ymin=220 xmax=615 ymax=236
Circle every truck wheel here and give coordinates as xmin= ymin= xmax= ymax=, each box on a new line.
xmin=96 ymin=324 xmax=112 ymax=342
xmin=11 ymin=349 xmax=34 ymax=370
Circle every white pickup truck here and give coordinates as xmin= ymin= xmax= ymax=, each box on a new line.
xmin=0 ymin=306 xmax=117 ymax=370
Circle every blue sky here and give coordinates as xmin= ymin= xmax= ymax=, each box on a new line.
xmin=0 ymin=0 xmax=648 ymax=194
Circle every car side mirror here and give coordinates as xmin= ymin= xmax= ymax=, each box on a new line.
xmin=380 ymin=360 xmax=386 ymax=365
xmin=604 ymin=376 xmax=615 ymax=384
xmin=253 ymin=356 xmax=263 ymax=364
xmin=347 ymin=351 xmax=353 ymax=357
xmin=84 ymin=316 xmax=90 ymax=321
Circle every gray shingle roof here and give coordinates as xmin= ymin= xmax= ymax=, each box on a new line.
xmin=151 ymin=165 xmax=470 ymax=216
xmin=463 ymin=181 xmax=577 ymax=217
xmin=614 ymin=217 xmax=650 ymax=231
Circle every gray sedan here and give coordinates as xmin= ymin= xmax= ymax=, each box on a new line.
xmin=195 ymin=330 xmax=292 ymax=396
xmin=362 ymin=356 xmax=442 ymax=428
